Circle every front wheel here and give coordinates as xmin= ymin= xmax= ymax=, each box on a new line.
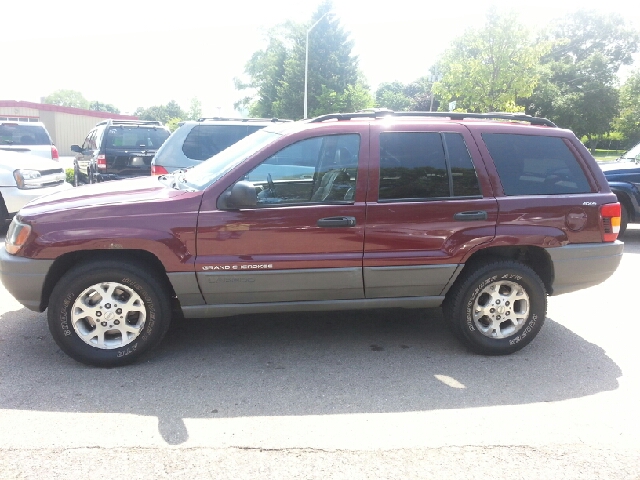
xmin=47 ymin=261 xmax=172 ymax=367
xmin=444 ymin=260 xmax=547 ymax=355
xmin=619 ymin=202 xmax=628 ymax=237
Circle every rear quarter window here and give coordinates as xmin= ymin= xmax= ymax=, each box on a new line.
xmin=482 ymin=133 xmax=592 ymax=196
xmin=182 ymin=124 xmax=264 ymax=161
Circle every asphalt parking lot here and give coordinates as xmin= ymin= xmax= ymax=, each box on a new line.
xmin=1 ymin=228 xmax=639 ymax=478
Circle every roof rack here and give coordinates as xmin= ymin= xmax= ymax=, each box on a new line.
xmin=310 ymin=110 xmax=557 ymax=127
xmin=196 ymin=117 xmax=292 ymax=123
xmin=96 ymin=120 xmax=163 ymax=126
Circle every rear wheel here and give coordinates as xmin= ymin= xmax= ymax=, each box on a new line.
xmin=444 ymin=260 xmax=547 ymax=355
xmin=47 ymin=261 xmax=172 ymax=367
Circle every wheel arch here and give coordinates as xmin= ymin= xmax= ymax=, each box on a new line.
xmin=40 ymin=249 xmax=177 ymax=311
xmin=449 ymin=245 xmax=553 ymax=297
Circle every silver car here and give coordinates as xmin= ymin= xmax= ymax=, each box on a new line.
xmin=0 ymin=121 xmax=59 ymax=161
xmin=0 ymin=150 xmax=71 ymax=226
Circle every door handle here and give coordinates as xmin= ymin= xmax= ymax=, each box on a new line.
xmin=453 ymin=211 xmax=488 ymax=221
xmin=317 ymin=216 xmax=357 ymax=228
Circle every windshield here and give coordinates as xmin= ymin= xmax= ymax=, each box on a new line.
xmin=184 ymin=130 xmax=281 ymax=189
xmin=105 ymin=126 xmax=170 ymax=149
xmin=620 ymin=142 xmax=640 ymax=161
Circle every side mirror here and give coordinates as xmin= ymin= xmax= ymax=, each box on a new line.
xmin=70 ymin=145 xmax=83 ymax=153
xmin=223 ymin=181 xmax=257 ymax=209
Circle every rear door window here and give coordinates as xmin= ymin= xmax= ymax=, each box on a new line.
xmin=378 ymin=132 xmax=481 ymax=201
xmin=482 ymin=134 xmax=592 ymax=195
xmin=182 ymin=125 xmax=264 ymax=161
xmin=0 ymin=124 xmax=50 ymax=146
xmin=105 ymin=127 xmax=170 ymax=149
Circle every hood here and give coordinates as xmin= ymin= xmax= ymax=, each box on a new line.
xmin=0 ymin=150 xmax=60 ymax=170
xmin=19 ymin=175 xmax=195 ymax=218
xmin=599 ymin=160 xmax=640 ymax=175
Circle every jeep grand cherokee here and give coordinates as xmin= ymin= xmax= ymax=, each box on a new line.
xmin=0 ymin=111 xmax=623 ymax=367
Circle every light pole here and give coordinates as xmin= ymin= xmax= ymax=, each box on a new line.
xmin=304 ymin=11 xmax=333 ymax=119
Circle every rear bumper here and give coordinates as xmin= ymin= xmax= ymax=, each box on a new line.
xmin=0 ymin=248 xmax=52 ymax=311
xmin=547 ymin=241 xmax=623 ymax=295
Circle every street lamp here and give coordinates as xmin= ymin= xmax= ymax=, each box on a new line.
xmin=304 ymin=11 xmax=333 ymax=119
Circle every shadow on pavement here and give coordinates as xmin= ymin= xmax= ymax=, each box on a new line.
xmin=0 ymin=305 xmax=621 ymax=445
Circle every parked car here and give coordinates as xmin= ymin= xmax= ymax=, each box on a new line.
xmin=71 ymin=120 xmax=170 ymax=185
xmin=0 ymin=121 xmax=59 ymax=161
xmin=0 ymin=111 xmax=623 ymax=367
xmin=151 ymin=117 xmax=290 ymax=175
xmin=0 ymin=150 xmax=71 ymax=227
xmin=599 ymin=142 xmax=640 ymax=236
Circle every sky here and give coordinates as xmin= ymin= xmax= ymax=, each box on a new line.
xmin=2 ymin=0 xmax=639 ymax=117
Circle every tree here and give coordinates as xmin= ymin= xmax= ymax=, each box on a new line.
xmin=615 ymin=70 xmax=640 ymax=146
xmin=432 ymin=9 xmax=547 ymax=113
xmin=89 ymin=101 xmax=120 ymax=114
xmin=134 ymin=101 xmax=186 ymax=124
xmin=524 ymin=11 xmax=639 ymax=147
xmin=187 ymin=97 xmax=202 ymax=121
xmin=43 ymin=89 xmax=90 ymax=109
xmin=235 ymin=1 xmax=373 ymax=119
xmin=375 ymin=77 xmax=438 ymax=111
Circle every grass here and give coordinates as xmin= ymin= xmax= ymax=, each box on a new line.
xmin=591 ymin=149 xmax=624 ymax=162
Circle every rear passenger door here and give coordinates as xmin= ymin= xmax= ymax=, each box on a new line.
xmin=363 ymin=124 xmax=497 ymax=299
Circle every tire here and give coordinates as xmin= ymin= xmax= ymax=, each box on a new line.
xmin=73 ymin=164 xmax=80 ymax=187
xmin=619 ymin=202 xmax=628 ymax=237
xmin=0 ymin=197 xmax=8 ymax=232
xmin=443 ymin=260 xmax=547 ymax=355
xmin=47 ymin=261 xmax=172 ymax=367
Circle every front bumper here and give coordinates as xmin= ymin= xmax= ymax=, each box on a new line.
xmin=0 ymin=247 xmax=53 ymax=311
xmin=547 ymin=241 xmax=624 ymax=295
xmin=0 ymin=182 xmax=72 ymax=215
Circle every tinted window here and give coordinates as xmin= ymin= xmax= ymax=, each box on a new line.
xmin=182 ymin=124 xmax=264 ymax=161
xmin=482 ymin=134 xmax=591 ymax=195
xmin=241 ymin=134 xmax=360 ymax=206
xmin=105 ymin=127 xmax=170 ymax=149
xmin=0 ymin=124 xmax=50 ymax=145
xmin=444 ymin=133 xmax=481 ymax=197
xmin=379 ymin=132 xmax=449 ymax=200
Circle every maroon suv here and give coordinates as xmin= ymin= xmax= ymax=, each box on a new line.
xmin=0 ymin=111 xmax=623 ymax=367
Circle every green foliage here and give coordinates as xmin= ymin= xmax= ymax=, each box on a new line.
xmin=89 ymin=101 xmax=120 ymax=114
xmin=614 ymin=70 xmax=640 ymax=145
xmin=44 ymin=90 xmax=121 ymax=114
xmin=433 ymin=9 xmax=547 ymax=113
xmin=235 ymin=1 xmax=372 ymax=119
xmin=134 ymin=100 xmax=186 ymax=125
xmin=524 ymin=11 xmax=639 ymax=146
xmin=375 ymin=77 xmax=437 ymax=111
xmin=165 ymin=118 xmax=183 ymax=132
xmin=43 ymin=89 xmax=90 ymax=109
xmin=65 ymin=168 xmax=74 ymax=185
xmin=187 ymin=97 xmax=202 ymax=121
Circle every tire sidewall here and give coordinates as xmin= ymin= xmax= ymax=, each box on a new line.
xmin=457 ymin=264 xmax=546 ymax=355
xmin=48 ymin=266 xmax=169 ymax=366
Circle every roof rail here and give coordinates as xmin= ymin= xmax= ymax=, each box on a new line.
xmin=196 ymin=117 xmax=292 ymax=123
xmin=310 ymin=110 xmax=557 ymax=127
xmin=96 ymin=120 xmax=163 ymax=126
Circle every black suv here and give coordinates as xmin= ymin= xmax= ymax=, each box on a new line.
xmin=71 ymin=120 xmax=170 ymax=184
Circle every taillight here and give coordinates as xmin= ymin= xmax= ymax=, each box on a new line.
xmin=97 ymin=154 xmax=107 ymax=170
xmin=151 ymin=164 xmax=168 ymax=175
xmin=51 ymin=145 xmax=59 ymax=160
xmin=600 ymin=203 xmax=621 ymax=242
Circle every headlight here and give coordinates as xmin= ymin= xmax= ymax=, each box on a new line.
xmin=5 ymin=218 xmax=32 ymax=255
xmin=13 ymin=169 xmax=43 ymax=189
